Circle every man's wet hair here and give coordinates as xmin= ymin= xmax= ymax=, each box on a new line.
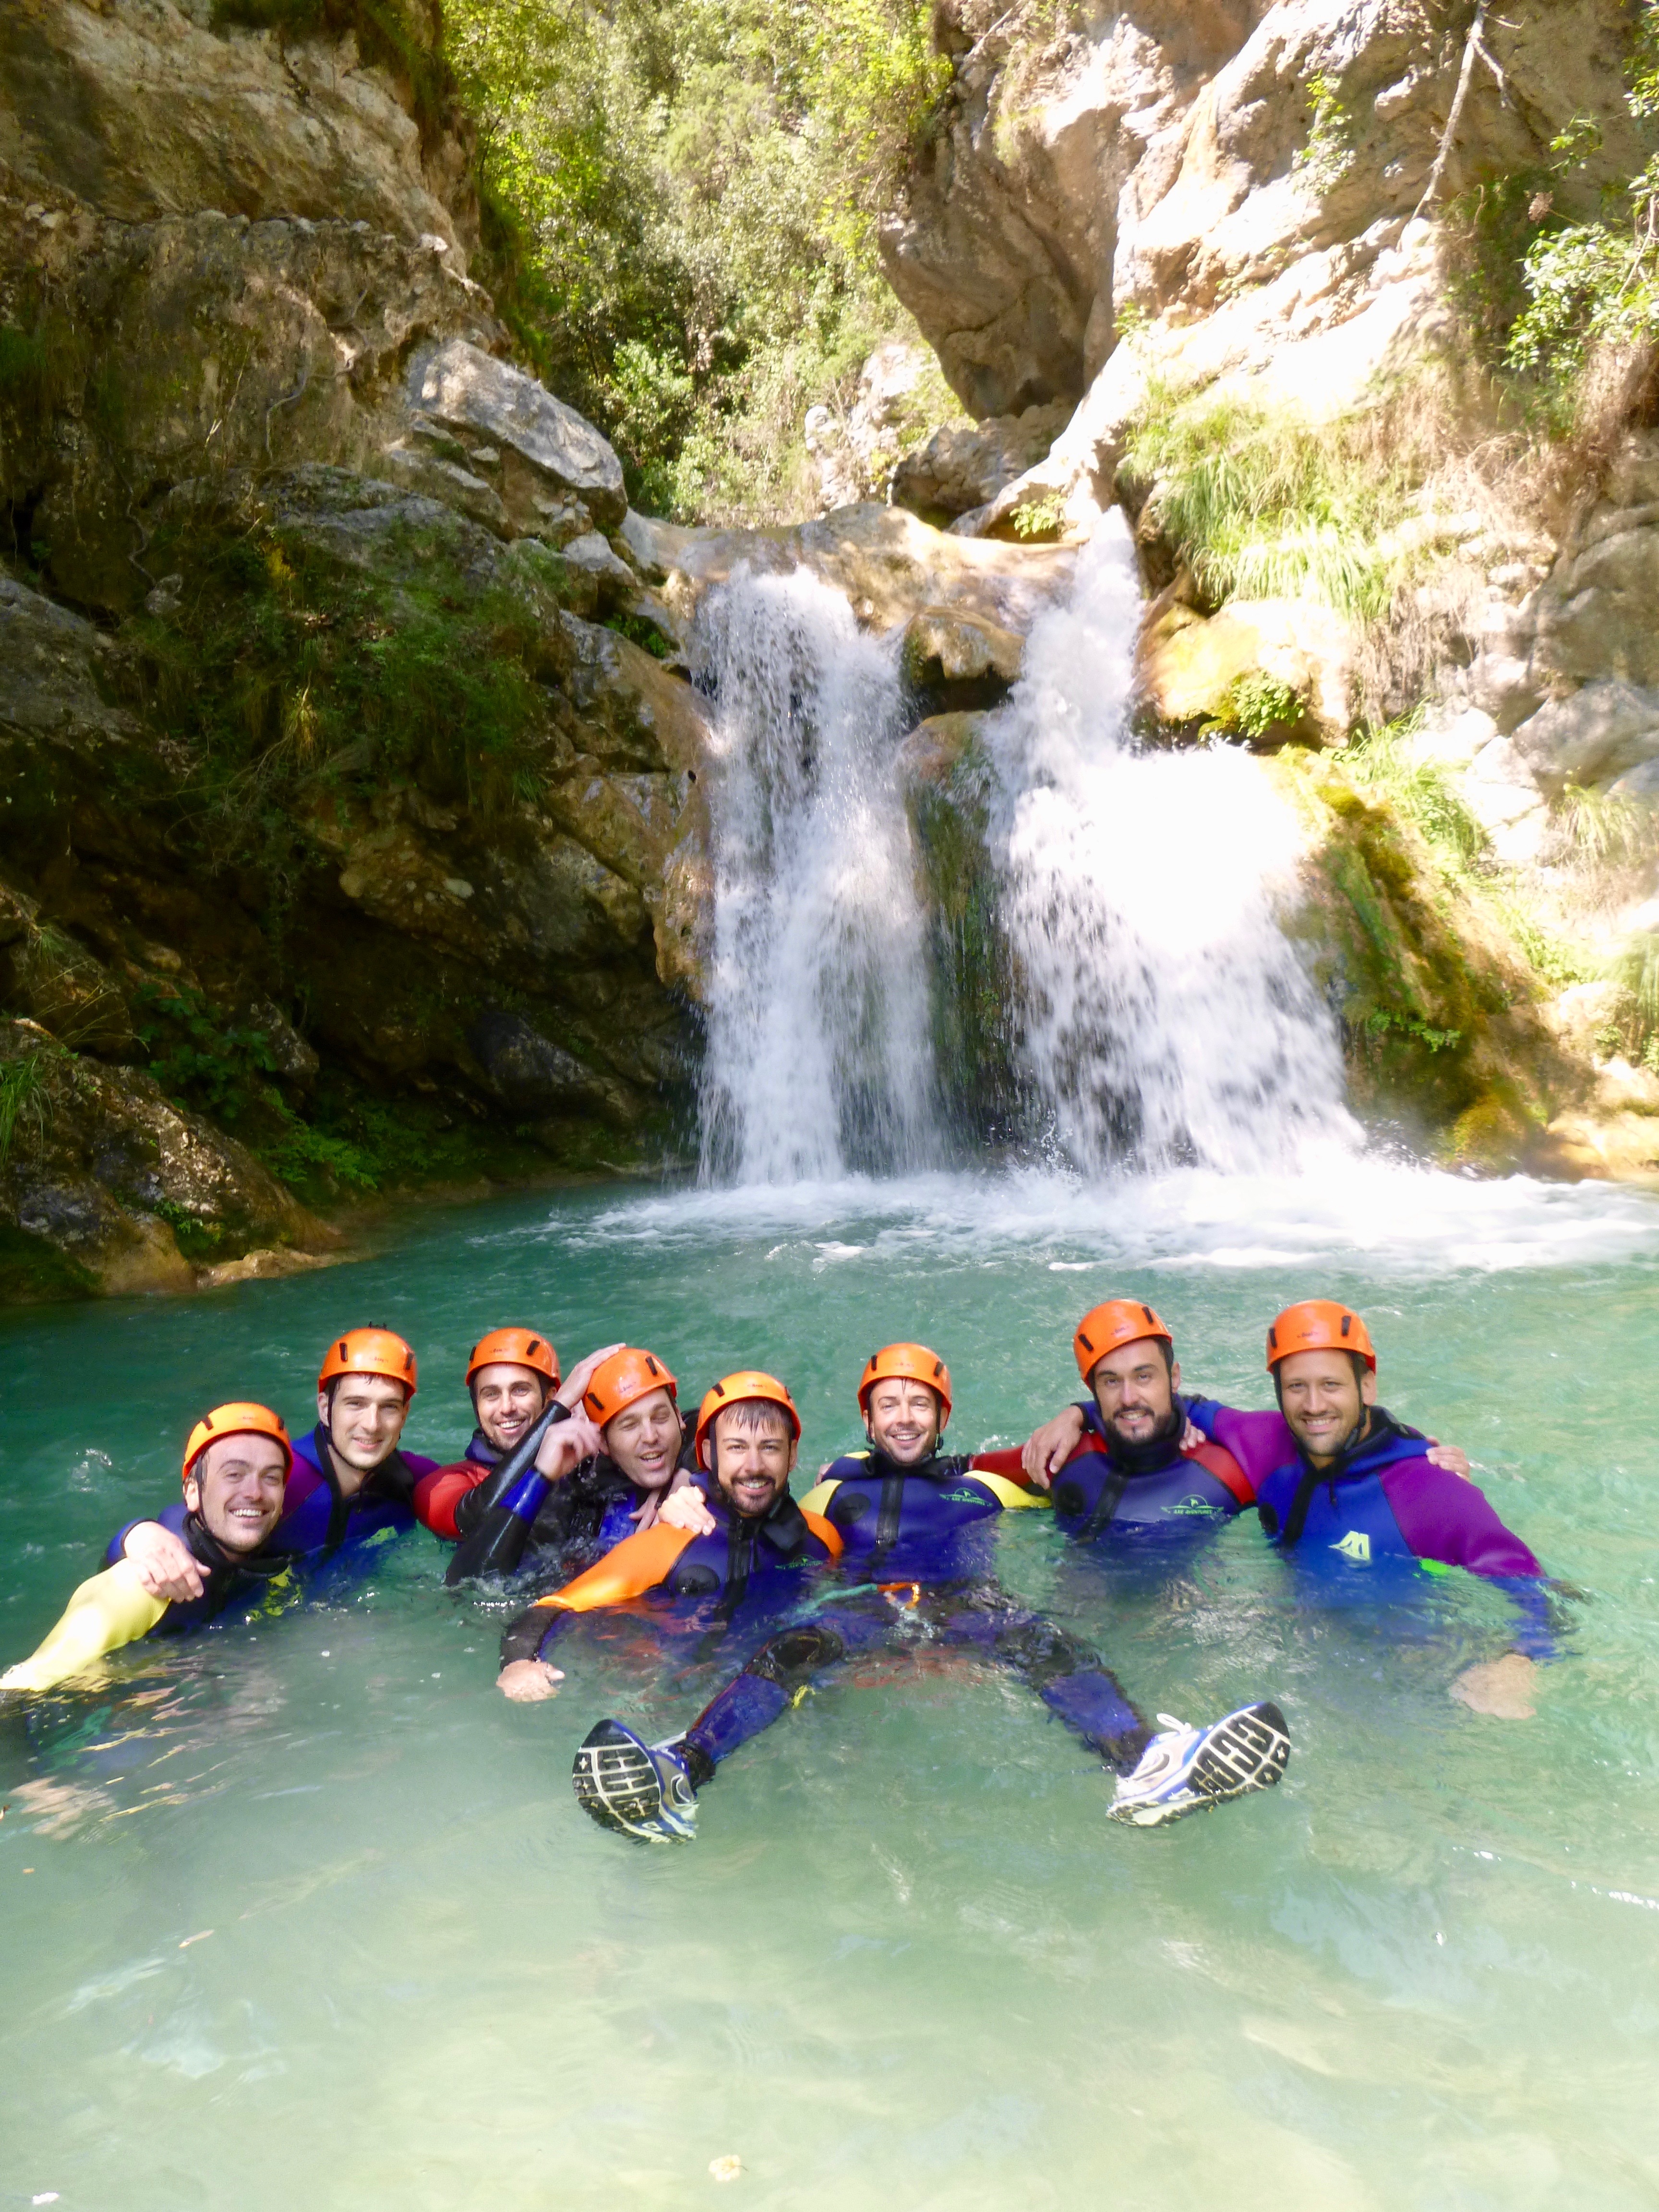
xmin=1093 ymin=1338 xmax=1175 ymax=1380
xmin=716 ymin=1399 xmax=793 ymax=1439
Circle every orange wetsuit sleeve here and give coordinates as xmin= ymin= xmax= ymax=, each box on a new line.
xmin=412 ymin=1460 xmax=490 ymax=1541
xmin=803 ymin=1510 xmax=843 ymax=1559
xmin=532 ymin=1522 xmax=697 ymax=1614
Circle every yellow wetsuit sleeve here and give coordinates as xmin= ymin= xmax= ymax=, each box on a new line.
xmin=533 ymin=1522 xmax=696 ymax=1614
xmin=973 ymin=1472 xmax=1050 ymax=1510
xmin=798 ymin=1480 xmax=840 ymax=1516
xmin=0 ymin=1560 xmax=168 ymax=1693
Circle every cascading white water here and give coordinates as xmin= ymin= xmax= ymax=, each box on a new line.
xmin=692 ymin=563 xmax=937 ymax=1183
xmin=985 ymin=512 xmax=1360 ymax=1173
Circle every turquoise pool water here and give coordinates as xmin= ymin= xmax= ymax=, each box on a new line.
xmin=3 ymin=1158 xmax=1659 ymax=2210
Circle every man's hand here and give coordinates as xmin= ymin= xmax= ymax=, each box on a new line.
xmin=1427 ymin=1443 xmax=1472 ymax=1479
xmin=1021 ymin=1405 xmax=1086 ymax=1491
xmin=122 ymin=1521 xmax=205 ymax=1603
xmin=1451 ymin=1652 xmax=1538 ymax=1719
xmin=534 ymin=1413 xmax=603 ymax=1480
xmin=554 ymin=1344 xmax=625 ymax=1414
xmin=498 ymin=1659 xmax=564 ymax=1703
xmin=659 ymin=1483 xmax=717 ymax=1536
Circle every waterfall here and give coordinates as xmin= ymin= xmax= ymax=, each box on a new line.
xmin=984 ymin=514 xmax=1359 ymax=1174
xmin=692 ymin=564 xmax=938 ymax=1183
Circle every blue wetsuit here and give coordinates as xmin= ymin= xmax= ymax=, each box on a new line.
xmin=106 ymin=1424 xmax=440 ymax=1574
xmin=498 ymin=1480 xmax=843 ymax=1683
xmin=1011 ymin=1401 xmax=1255 ymax=1541
xmin=673 ymin=1449 xmax=1154 ymax=1785
xmin=1186 ymin=1399 xmax=1559 ymax=1659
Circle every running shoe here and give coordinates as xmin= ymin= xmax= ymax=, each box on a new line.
xmin=1108 ymin=1701 xmax=1290 ymax=1827
xmin=572 ymin=1719 xmax=698 ymax=1842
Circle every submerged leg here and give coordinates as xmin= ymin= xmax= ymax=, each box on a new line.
xmin=927 ymin=1591 xmax=1153 ymax=1772
xmin=571 ymin=1604 xmax=897 ymax=1842
xmin=680 ymin=1607 xmax=897 ymax=1782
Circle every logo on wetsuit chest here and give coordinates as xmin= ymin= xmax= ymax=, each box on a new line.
xmin=1332 ymin=1530 xmax=1372 ymax=1562
xmin=1170 ymin=1496 xmax=1224 ymax=1518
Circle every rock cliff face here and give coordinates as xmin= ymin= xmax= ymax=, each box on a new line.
xmin=886 ymin=0 xmax=1644 ymax=432
xmin=0 ymin=0 xmax=1084 ymax=1298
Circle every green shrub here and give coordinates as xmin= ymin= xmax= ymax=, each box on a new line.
xmin=124 ymin=501 xmax=554 ymax=904
xmin=1123 ymin=387 xmax=1411 ymax=617
xmin=0 ymin=1047 xmax=50 ymax=1163
xmin=447 ymin=0 xmax=949 ymax=521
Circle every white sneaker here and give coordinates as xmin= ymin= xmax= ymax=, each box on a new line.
xmin=1109 ymin=1701 xmax=1290 ymax=1827
xmin=572 ymin=1719 xmax=698 ymax=1842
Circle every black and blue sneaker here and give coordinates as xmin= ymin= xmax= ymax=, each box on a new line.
xmin=573 ymin=1719 xmax=699 ymax=1842
xmin=1108 ymin=1701 xmax=1291 ymax=1827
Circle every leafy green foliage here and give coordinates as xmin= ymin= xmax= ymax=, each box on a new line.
xmin=1293 ymin=73 xmax=1353 ymax=198
xmin=1216 ymin=672 xmax=1305 ymax=744
xmin=133 ymin=981 xmax=279 ymax=1124
xmin=1124 ymin=388 xmax=1411 ymax=616
xmin=1009 ymin=493 xmax=1065 ymax=541
xmin=447 ymin=0 xmax=949 ymax=520
xmin=123 ymin=502 xmax=553 ymax=903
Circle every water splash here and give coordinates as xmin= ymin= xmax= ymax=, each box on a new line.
xmin=985 ymin=514 xmax=1359 ymax=1173
xmin=692 ymin=564 xmax=937 ymax=1183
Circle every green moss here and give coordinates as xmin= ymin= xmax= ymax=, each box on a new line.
xmin=905 ymin=729 xmax=1033 ymax=1148
xmin=0 ymin=1223 xmax=97 ymax=1304
xmin=120 ymin=486 xmax=562 ymax=908
xmin=1275 ymin=745 xmax=1572 ymax=1153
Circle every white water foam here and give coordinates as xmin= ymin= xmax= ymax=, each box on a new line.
xmin=509 ymin=1159 xmax=1659 ymax=1281
xmin=691 ymin=564 xmax=937 ymax=1183
xmin=984 ymin=514 xmax=1359 ymax=1173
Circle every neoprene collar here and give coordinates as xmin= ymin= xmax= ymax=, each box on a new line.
xmin=1273 ymin=1407 xmax=1417 ymax=1548
xmin=182 ymin=1510 xmax=295 ymax=1581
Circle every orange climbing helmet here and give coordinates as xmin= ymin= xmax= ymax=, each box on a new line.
xmin=465 ymin=1327 xmax=559 ymax=1390
xmin=318 ymin=1326 xmax=418 ymax=1397
xmin=581 ymin=1346 xmax=677 ymax=1429
xmin=857 ymin=1342 xmax=952 ymax=1421
xmin=1265 ymin=1300 xmax=1376 ymax=1373
xmin=695 ymin=1371 xmax=801 ymax=1470
xmin=181 ymin=1403 xmax=293 ymax=1487
xmin=1073 ymin=1301 xmax=1173 ymax=1385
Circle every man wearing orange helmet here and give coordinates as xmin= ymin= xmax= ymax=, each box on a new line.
xmin=493 ymin=1372 xmax=844 ymax=1840
xmin=1021 ymin=1299 xmax=1472 ymax=1543
xmin=3 ymin=1407 xmax=296 ymax=1694
xmin=108 ymin=1327 xmax=440 ymax=1600
xmin=410 ymin=1330 xmax=616 ymax=1565
xmin=1178 ymin=1299 xmax=1556 ymax=1717
xmin=585 ymin=1344 xmax=1291 ymax=1835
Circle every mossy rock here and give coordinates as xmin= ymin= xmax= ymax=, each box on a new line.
xmin=1271 ymin=749 xmax=1581 ymax=1159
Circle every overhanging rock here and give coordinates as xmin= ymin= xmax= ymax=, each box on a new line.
xmin=411 ymin=339 xmax=627 ymax=530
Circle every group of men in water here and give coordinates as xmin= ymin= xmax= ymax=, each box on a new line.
xmin=0 ymin=1297 xmax=1556 ymax=1839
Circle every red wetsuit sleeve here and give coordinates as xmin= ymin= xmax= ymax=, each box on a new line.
xmin=411 ymin=1460 xmax=490 ymax=1541
xmin=967 ymin=1449 xmax=1039 ymax=1486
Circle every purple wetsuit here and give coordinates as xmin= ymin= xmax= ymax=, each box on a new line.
xmin=1185 ymin=1399 xmax=1557 ymax=1660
